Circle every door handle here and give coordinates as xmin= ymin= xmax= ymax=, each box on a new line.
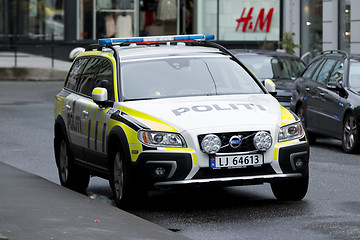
xmin=320 ymin=92 xmax=325 ymax=97
xmin=305 ymin=87 xmax=310 ymax=92
xmin=65 ymin=104 xmax=71 ymax=111
xmin=82 ymin=110 xmax=89 ymax=117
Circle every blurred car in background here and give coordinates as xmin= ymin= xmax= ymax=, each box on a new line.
xmin=230 ymin=49 xmax=306 ymax=108
xmin=290 ymin=50 xmax=360 ymax=153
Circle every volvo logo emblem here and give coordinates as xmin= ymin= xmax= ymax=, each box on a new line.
xmin=229 ymin=135 xmax=242 ymax=149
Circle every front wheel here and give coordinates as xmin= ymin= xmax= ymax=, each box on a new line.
xmin=296 ymin=105 xmax=316 ymax=144
xmin=271 ymin=170 xmax=309 ymax=201
xmin=342 ymin=113 xmax=359 ymax=153
xmin=110 ymin=148 xmax=147 ymax=209
xmin=56 ymin=137 xmax=90 ymax=192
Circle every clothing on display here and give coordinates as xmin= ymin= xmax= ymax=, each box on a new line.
xmin=115 ymin=14 xmax=133 ymax=37
xmin=157 ymin=0 xmax=177 ymax=20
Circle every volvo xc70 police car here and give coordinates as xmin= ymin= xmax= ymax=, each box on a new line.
xmin=54 ymin=34 xmax=309 ymax=208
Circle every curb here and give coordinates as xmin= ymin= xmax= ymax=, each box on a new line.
xmin=0 ymin=234 xmax=9 ymax=240
xmin=0 ymin=67 xmax=67 ymax=81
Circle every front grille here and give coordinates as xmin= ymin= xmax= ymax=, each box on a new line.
xmin=198 ymin=131 xmax=258 ymax=153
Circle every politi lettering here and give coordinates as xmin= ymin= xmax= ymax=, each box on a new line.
xmin=171 ymin=103 xmax=266 ymax=116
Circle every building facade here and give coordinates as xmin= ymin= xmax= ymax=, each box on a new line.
xmin=0 ymin=0 xmax=358 ymax=60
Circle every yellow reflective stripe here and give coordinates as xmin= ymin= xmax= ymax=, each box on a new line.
xmin=273 ymin=148 xmax=279 ymax=161
xmin=165 ymin=148 xmax=193 ymax=152
xmin=122 ymin=106 xmax=178 ymax=132
xmin=275 ymin=141 xmax=295 ymax=146
xmin=121 ymin=123 xmax=141 ymax=162
xmin=98 ymin=108 xmax=108 ymax=141
xmin=91 ymin=107 xmax=99 ymax=138
xmin=85 ymin=104 xmax=93 ymax=137
xmin=280 ymin=105 xmax=296 ymax=126
xmin=192 ymin=152 xmax=198 ymax=165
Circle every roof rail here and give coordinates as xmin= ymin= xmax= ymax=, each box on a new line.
xmin=98 ymin=34 xmax=215 ymax=46
xmin=321 ymin=50 xmax=350 ymax=59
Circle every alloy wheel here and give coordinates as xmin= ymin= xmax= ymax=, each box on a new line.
xmin=59 ymin=140 xmax=69 ymax=183
xmin=343 ymin=115 xmax=357 ymax=151
xmin=113 ymin=152 xmax=124 ymax=201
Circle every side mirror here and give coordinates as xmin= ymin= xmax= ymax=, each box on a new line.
xmin=327 ymin=81 xmax=342 ymax=90
xmin=327 ymin=81 xmax=347 ymax=97
xmin=264 ymin=79 xmax=277 ymax=96
xmin=92 ymin=87 xmax=114 ymax=108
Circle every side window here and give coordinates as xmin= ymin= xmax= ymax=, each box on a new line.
xmin=77 ymin=58 xmax=102 ymax=96
xmin=93 ymin=59 xmax=114 ymax=100
xmin=302 ymin=59 xmax=321 ymax=79
xmin=65 ymin=58 xmax=88 ymax=91
xmin=314 ymin=59 xmax=337 ymax=84
xmin=328 ymin=61 xmax=344 ymax=83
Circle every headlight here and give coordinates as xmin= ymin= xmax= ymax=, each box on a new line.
xmin=278 ymin=122 xmax=304 ymax=142
xmin=253 ymin=131 xmax=272 ymax=151
xmin=137 ymin=130 xmax=186 ymax=148
xmin=201 ymin=134 xmax=221 ymax=154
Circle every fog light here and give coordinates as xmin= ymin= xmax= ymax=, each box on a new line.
xmin=295 ymin=159 xmax=304 ymax=168
xmin=155 ymin=167 xmax=166 ymax=176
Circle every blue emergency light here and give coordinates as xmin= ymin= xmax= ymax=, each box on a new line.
xmin=98 ymin=34 xmax=215 ymax=45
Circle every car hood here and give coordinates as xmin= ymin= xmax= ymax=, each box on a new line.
xmin=121 ymin=94 xmax=283 ymax=133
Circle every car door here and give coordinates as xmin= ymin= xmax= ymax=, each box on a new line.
xmin=62 ymin=57 xmax=88 ymax=159
xmin=71 ymin=57 xmax=103 ymax=165
xmin=82 ymin=58 xmax=115 ymax=170
xmin=308 ymin=58 xmax=338 ymax=134
xmin=316 ymin=60 xmax=343 ymax=137
xmin=300 ymin=59 xmax=326 ymax=130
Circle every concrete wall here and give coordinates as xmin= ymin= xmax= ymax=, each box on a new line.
xmin=322 ymin=0 xmax=338 ymax=51
xmin=350 ymin=0 xmax=360 ymax=54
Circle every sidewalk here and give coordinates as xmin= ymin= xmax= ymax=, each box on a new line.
xmin=0 ymin=162 xmax=188 ymax=240
xmin=0 ymin=52 xmax=71 ymax=81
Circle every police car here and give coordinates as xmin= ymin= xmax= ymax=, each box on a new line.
xmin=54 ymin=34 xmax=309 ymax=208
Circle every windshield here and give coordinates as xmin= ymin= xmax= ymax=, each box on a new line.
xmin=120 ymin=56 xmax=263 ymax=100
xmin=236 ymin=55 xmax=305 ymax=80
xmin=349 ymin=62 xmax=360 ymax=89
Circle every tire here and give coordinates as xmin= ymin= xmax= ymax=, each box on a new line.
xmin=110 ymin=147 xmax=147 ymax=209
xmin=296 ymin=105 xmax=316 ymax=144
xmin=271 ymin=168 xmax=309 ymax=201
xmin=342 ymin=113 xmax=359 ymax=153
xmin=56 ymin=136 xmax=90 ymax=192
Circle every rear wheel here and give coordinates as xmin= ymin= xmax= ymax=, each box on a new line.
xmin=342 ymin=113 xmax=359 ymax=153
xmin=271 ymin=168 xmax=309 ymax=201
xmin=56 ymin=136 xmax=90 ymax=192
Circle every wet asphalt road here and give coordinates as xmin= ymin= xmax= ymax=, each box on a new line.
xmin=0 ymin=81 xmax=359 ymax=240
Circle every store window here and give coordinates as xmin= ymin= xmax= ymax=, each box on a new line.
xmin=79 ymin=0 xmax=137 ymax=40
xmin=195 ymin=0 xmax=280 ymax=41
xmin=301 ymin=0 xmax=322 ymax=57
xmin=339 ymin=0 xmax=351 ymax=52
xmin=20 ymin=0 xmax=64 ymax=40
xmin=140 ymin=0 xmax=178 ymax=36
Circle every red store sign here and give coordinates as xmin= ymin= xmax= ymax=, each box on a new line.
xmin=235 ymin=7 xmax=274 ymax=33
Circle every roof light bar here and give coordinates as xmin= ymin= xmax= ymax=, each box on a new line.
xmin=98 ymin=34 xmax=215 ymax=45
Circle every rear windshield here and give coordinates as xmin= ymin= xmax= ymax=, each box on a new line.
xmin=120 ymin=56 xmax=263 ymax=100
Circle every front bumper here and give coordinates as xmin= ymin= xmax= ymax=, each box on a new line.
xmin=135 ymin=142 xmax=309 ymax=188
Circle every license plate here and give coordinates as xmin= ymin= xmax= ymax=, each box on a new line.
xmin=210 ymin=154 xmax=263 ymax=169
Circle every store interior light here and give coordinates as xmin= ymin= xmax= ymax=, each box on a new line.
xmin=306 ymin=21 xmax=311 ymax=26
xmin=345 ymin=32 xmax=351 ymax=36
